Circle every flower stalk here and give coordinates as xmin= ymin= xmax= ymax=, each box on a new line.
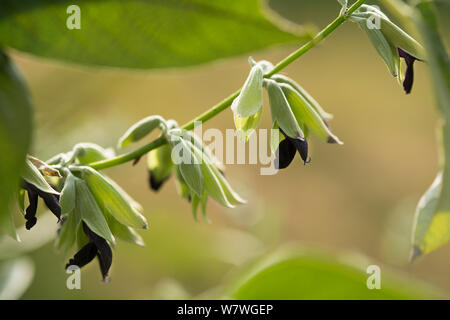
xmin=89 ymin=0 xmax=367 ymax=171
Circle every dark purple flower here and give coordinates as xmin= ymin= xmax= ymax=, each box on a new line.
xmin=275 ymin=129 xmax=310 ymax=169
xmin=22 ymin=181 xmax=61 ymax=230
xmin=398 ymin=48 xmax=420 ymax=94
xmin=66 ymin=222 xmax=113 ymax=282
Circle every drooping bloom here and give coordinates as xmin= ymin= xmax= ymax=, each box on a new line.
xmin=398 ymin=48 xmax=420 ymax=94
xmin=147 ymin=144 xmax=174 ymax=191
xmin=351 ymin=5 xmax=424 ymax=94
xmin=66 ymin=222 xmax=112 ymax=282
xmin=22 ymin=181 xmax=61 ymax=229
xmin=229 ymin=58 xmax=342 ymax=170
xmin=57 ymin=165 xmax=146 ymax=281
xmin=275 ymin=129 xmax=310 ymax=169
xmin=265 ymin=76 xmax=342 ymax=169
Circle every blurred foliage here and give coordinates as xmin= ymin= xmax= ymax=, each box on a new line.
xmin=0 ymin=0 xmax=449 ymax=299
xmin=408 ymin=1 xmax=450 ymax=259
xmin=0 ymin=0 xmax=313 ymax=69
xmin=0 ymin=258 xmax=34 ymax=300
xmin=0 ymin=51 xmax=32 ymax=240
xmin=225 ymin=247 xmax=444 ymax=299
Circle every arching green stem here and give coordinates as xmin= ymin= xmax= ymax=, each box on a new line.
xmin=90 ymin=0 xmax=366 ymax=171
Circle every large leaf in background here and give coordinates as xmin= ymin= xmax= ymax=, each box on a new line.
xmin=0 ymin=0 xmax=311 ymax=69
xmin=410 ymin=2 xmax=450 ymax=259
xmin=0 ymin=51 xmax=32 ymax=239
xmin=225 ymin=248 xmax=444 ymax=299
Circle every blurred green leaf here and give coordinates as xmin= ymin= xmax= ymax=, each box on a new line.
xmin=0 ymin=51 xmax=32 ymax=239
xmin=0 ymin=213 xmax=57 ymax=260
xmin=0 ymin=257 xmax=34 ymax=300
xmin=225 ymin=248 xmax=444 ymax=299
xmin=0 ymin=0 xmax=311 ymax=69
xmin=410 ymin=1 xmax=450 ymax=259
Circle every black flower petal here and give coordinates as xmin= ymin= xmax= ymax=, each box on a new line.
xmin=398 ymin=48 xmax=418 ymax=94
xmin=25 ymin=217 xmax=37 ymax=230
xmin=291 ymin=138 xmax=310 ymax=165
xmin=24 ymin=187 xmax=38 ymax=220
xmin=83 ymin=223 xmax=112 ymax=281
xmin=65 ymin=223 xmax=113 ymax=281
xmin=38 ymin=192 xmax=61 ymax=221
xmin=275 ymin=139 xmax=296 ymax=169
xmin=22 ymin=181 xmax=62 ymax=229
xmin=278 ymin=129 xmax=311 ymax=167
xmin=66 ymin=242 xmax=97 ymax=269
xmin=23 ymin=183 xmax=39 ymax=230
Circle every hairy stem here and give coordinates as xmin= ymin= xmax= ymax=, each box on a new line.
xmin=90 ymin=0 xmax=366 ymax=171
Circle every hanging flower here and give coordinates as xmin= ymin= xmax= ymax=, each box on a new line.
xmin=351 ymin=5 xmax=424 ymax=94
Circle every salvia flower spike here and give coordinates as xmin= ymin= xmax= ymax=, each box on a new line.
xmin=351 ymin=4 xmax=424 ymax=94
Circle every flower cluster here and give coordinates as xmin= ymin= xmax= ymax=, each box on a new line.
xmin=118 ymin=116 xmax=245 ymax=220
xmin=1 ymin=4 xmax=426 ymax=284
xmin=231 ymin=58 xmax=342 ymax=169
xmin=14 ymin=145 xmax=147 ymax=281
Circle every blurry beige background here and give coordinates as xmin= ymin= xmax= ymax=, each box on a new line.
xmin=10 ymin=0 xmax=450 ymax=298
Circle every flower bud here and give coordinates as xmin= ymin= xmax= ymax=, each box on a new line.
xmin=168 ymin=134 xmax=204 ymax=197
xmin=231 ymin=63 xmax=264 ymax=118
xmin=147 ymin=144 xmax=174 ymax=191
xmin=118 ymin=115 xmax=166 ymax=148
xmin=72 ymin=143 xmax=115 ymax=164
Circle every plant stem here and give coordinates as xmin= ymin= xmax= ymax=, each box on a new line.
xmin=90 ymin=0 xmax=366 ymax=171
xmin=266 ymin=0 xmax=366 ymax=77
